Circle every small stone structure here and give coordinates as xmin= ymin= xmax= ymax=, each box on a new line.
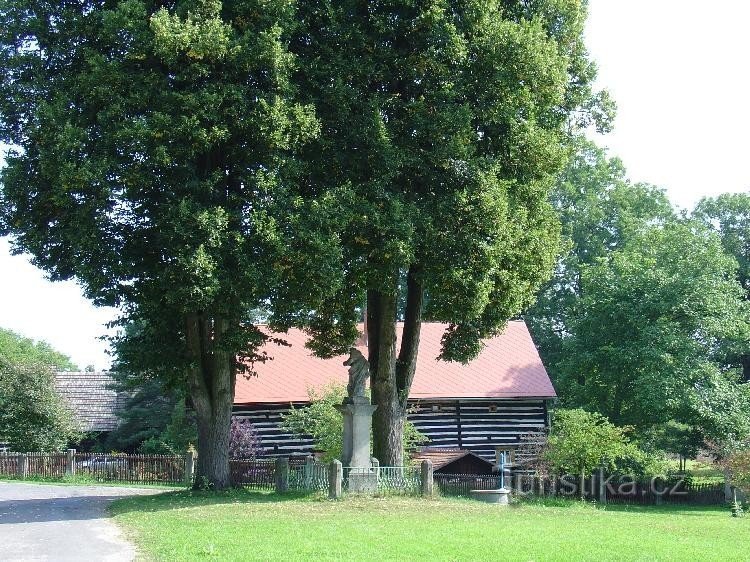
xmin=470 ymin=489 xmax=511 ymax=504
xmin=471 ymin=450 xmax=510 ymax=505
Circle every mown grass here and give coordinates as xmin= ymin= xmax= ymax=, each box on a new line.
xmin=110 ymin=490 xmax=748 ymax=561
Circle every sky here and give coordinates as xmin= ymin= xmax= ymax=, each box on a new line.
xmin=1 ymin=0 xmax=749 ymax=369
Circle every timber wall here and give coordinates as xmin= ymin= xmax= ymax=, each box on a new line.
xmin=233 ymin=398 xmax=549 ymax=461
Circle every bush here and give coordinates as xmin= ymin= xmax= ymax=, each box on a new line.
xmin=138 ymin=399 xmax=197 ymax=455
xmin=229 ymin=418 xmax=263 ymax=459
xmin=723 ymin=448 xmax=750 ymax=494
xmin=545 ymin=408 xmax=665 ymax=478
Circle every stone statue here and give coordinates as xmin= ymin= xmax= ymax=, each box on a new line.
xmin=339 ymin=347 xmax=377 ymax=474
xmin=343 ymin=347 xmax=369 ymax=402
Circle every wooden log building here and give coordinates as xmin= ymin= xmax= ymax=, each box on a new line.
xmin=234 ymin=321 xmax=555 ymax=463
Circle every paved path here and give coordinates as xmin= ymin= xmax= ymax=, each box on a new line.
xmin=0 ymin=482 xmax=165 ymax=562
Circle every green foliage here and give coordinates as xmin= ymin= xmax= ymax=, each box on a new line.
xmin=282 ymin=385 xmax=346 ymax=462
xmin=0 ymin=327 xmax=77 ymax=371
xmin=0 ymin=358 xmax=80 ymax=451
xmin=557 ymin=221 xmax=750 ymax=439
xmin=527 ymin=139 xmax=674 ymax=380
xmin=545 ymin=408 xmax=634 ymax=477
xmin=282 ymin=0 xmax=610 ymax=360
xmin=694 ymin=193 xmax=750 ymax=298
xmin=106 ymin=363 xmax=196 ymax=454
xmin=639 ymin=421 xmax=703 ymax=461
xmin=0 ymin=0 xmax=329 ymax=485
xmin=0 ymin=0 xmax=606 ymax=470
xmin=282 ymin=384 xmax=426 ymax=462
xmin=715 ymin=438 xmax=750 ymax=495
xmin=139 ymin=398 xmax=197 ymax=455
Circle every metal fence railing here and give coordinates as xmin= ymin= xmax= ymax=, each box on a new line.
xmin=376 ymin=466 xmax=422 ymax=495
xmin=289 ymin=460 xmax=328 ymax=492
xmin=229 ymin=458 xmax=276 ymax=489
xmin=340 ymin=465 xmax=422 ymax=495
xmin=434 ymin=473 xmax=501 ymax=497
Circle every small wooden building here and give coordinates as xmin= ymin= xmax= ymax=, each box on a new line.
xmin=233 ymin=321 xmax=555 ymax=462
xmin=411 ymin=448 xmax=496 ymax=475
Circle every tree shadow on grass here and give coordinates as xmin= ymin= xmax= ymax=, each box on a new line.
xmin=0 ymin=483 xmax=319 ymax=524
xmin=514 ymin=496 xmax=729 ymax=517
xmin=109 ymin=489 xmax=325 ymax=517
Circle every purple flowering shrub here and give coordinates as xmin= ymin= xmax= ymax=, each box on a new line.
xmin=229 ymin=418 xmax=263 ymax=459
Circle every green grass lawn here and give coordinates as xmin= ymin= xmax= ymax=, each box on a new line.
xmin=110 ymin=490 xmax=749 ymax=561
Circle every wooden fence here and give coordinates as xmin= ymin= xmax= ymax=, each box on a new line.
xmin=74 ymin=453 xmax=186 ymax=485
xmin=0 ymin=451 xmax=729 ymax=505
xmin=0 ymin=451 xmax=187 ymax=485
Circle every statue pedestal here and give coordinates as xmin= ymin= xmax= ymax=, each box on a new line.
xmin=337 ymin=399 xmax=377 ymax=468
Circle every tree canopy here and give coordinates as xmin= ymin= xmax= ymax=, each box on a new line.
xmin=557 ymin=221 xmax=750 ymax=438
xmin=0 ymin=358 xmax=80 ymax=451
xmin=0 ymin=0 xmax=611 ymax=472
xmin=277 ymin=0 xmax=612 ymax=464
xmin=526 ymin=139 xmax=674 ymax=375
xmin=0 ymin=327 xmax=77 ymax=371
xmin=0 ymin=0 xmax=331 ymax=487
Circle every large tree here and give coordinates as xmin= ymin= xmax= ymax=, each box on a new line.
xmin=558 ymin=221 xmax=750 ymax=438
xmin=694 ymin=193 xmax=750 ymax=381
xmin=526 ymin=139 xmax=674 ymax=377
xmin=278 ymin=0 xmax=613 ymax=464
xmin=0 ymin=0 xmax=329 ymax=488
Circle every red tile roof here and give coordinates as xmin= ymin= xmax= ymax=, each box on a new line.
xmin=234 ymin=320 xmax=555 ymax=404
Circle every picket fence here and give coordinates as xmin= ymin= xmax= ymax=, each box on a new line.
xmin=0 ymin=451 xmax=188 ymax=485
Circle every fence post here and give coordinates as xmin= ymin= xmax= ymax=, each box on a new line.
xmin=329 ymin=460 xmax=342 ymax=499
xmin=275 ymin=457 xmax=289 ymax=493
xmin=371 ymin=457 xmax=380 ymax=479
xmin=421 ymin=460 xmax=434 ymax=497
xmin=304 ymin=455 xmax=315 ymax=489
xmin=724 ymin=468 xmax=733 ymax=502
xmin=655 ymin=477 xmax=664 ymax=506
xmin=598 ymin=467 xmax=606 ymax=505
xmin=65 ymin=449 xmax=76 ymax=477
xmin=17 ymin=453 xmax=28 ymax=479
xmin=184 ymin=450 xmax=195 ymax=487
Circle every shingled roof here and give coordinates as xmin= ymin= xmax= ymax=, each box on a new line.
xmin=54 ymin=371 xmax=126 ymax=432
xmin=235 ymin=320 xmax=555 ymax=404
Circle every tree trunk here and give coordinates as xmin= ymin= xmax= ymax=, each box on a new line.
xmin=368 ymin=266 xmax=423 ymax=466
xmin=185 ymin=313 xmax=236 ymax=490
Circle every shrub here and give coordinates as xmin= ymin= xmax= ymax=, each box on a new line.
xmin=723 ymin=449 xmax=750 ymax=494
xmin=229 ymin=418 xmax=263 ymax=459
xmin=0 ymin=359 xmax=80 ymax=451
xmin=545 ymin=408 xmax=665 ymax=478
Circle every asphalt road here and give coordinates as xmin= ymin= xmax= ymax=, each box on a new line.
xmin=0 ymin=481 xmax=164 ymax=562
